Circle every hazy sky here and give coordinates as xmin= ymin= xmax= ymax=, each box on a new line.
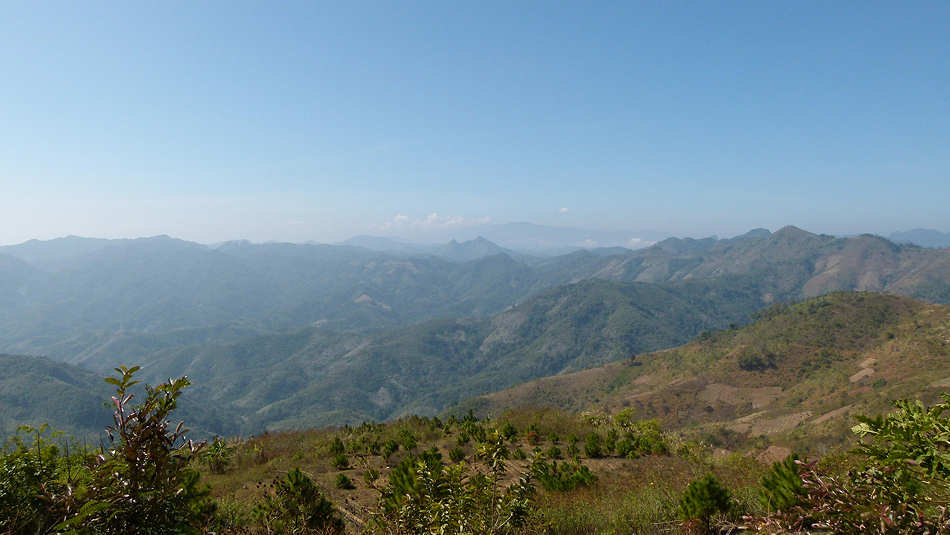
xmin=2 ymin=1 xmax=948 ymax=245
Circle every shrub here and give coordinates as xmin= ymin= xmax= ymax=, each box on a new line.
xmin=363 ymin=467 xmax=380 ymax=487
xmin=373 ymin=433 xmax=534 ymax=533
xmin=532 ymin=458 xmax=597 ymax=492
xmin=329 ymin=436 xmax=345 ymax=456
xmin=738 ymin=353 xmax=776 ymax=371
xmin=382 ymin=439 xmax=399 ymax=460
xmin=500 ymin=422 xmax=518 ymax=442
xmin=449 ymin=446 xmax=466 ymax=463
xmin=54 ymin=366 xmax=214 ymax=534
xmin=545 ymin=445 xmax=562 ymax=459
xmin=616 ymin=437 xmax=639 ymax=459
xmin=0 ymin=425 xmax=69 ymax=534
xmin=759 ymin=454 xmax=804 ymax=511
xmin=524 ymin=429 xmax=541 ymax=445
xmin=604 ymin=428 xmax=618 ymax=455
xmin=399 ymin=428 xmax=417 ymax=453
xmin=331 ymin=453 xmax=350 ymax=470
xmin=584 ymin=432 xmax=604 ymax=458
xmin=203 ymin=436 xmax=234 ymax=474
xmin=679 ymin=474 xmax=731 ymax=534
xmin=335 ymin=473 xmax=354 ymax=490
xmin=251 ymin=468 xmax=344 ymax=534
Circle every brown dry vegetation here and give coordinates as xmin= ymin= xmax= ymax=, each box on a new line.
xmin=462 ymin=292 xmax=950 ymax=457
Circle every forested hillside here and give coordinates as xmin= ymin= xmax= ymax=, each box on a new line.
xmin=4 ymin=228 xmax=950 ymax=436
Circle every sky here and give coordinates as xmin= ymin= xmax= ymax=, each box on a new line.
xmin=1 ymin=1 xmax=949 ymax=245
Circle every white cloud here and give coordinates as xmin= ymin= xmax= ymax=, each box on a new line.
xmin=376 ymin=212 xmax=492 ymax=232
xmin=559 ymin=207 xmax=569 ymax=214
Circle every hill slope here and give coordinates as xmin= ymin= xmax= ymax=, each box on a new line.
xmin=4 ymin=227 xmax=950 ymax=366
xmin=462 ymin=292 xmax=950 ymax=453
xmin=103 ymin=276 xmax=763 ymax=431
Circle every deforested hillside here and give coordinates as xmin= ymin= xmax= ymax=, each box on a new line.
xmin=462 ymin=291 xmax=950 ymax=453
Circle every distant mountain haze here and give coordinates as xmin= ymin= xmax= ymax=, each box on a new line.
xmin=889 ymin=229 xmax=950 ymax=249
xmin=4 ymin=225 xmax=950 ymax=437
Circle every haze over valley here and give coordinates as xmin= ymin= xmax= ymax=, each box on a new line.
xmin=4 ymin=3 xmax=950 ymax=533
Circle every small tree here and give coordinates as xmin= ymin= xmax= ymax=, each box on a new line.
xmin=679 ymin=474 xmax=731 ymax=534
xmin=372 ymin=432 xmax=534 ymax=534
xmin=449 ymin=446 xmax=466 ymax=463
xmin=56 ymin=366 xmax=214 ymax=534
xmin=202 ymin=436 xmax=234 ymax=474
xmin=584 ymin=432 xmax=603 ymax=458
xmin=382 ymin=439 xmax=399 ymax=460
xmin=252 ymin=468 xmax=344 ymax=534
xmin=335 ymin=473 xmax=354 ymax=490
xmin=331 ymin=452 xmax=350 ymax=470
xmin=759 ymin=454 xmax=804 ymax=511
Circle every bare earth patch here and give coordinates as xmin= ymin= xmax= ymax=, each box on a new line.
xmin=930 ymin=377 xmax=950 ymax=388
xmin=748 ymin=412 xmax=813 ymax=435
xmin=850 ymin=368 xmax=874 ymax=383
xmin=813 ymin=404 xmax=853 ymax=424
xmin=756 ymin=445 xmax=792 ymax=464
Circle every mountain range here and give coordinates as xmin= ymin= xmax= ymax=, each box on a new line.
xmin=3 ymin=225 xmax=950 ymax=438
xmin=889 ymin=228 xmax=950 ymax=249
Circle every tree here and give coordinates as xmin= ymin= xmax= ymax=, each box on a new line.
xmin=759 ymin=454 xmax=804 ymax=511
xmin=252 ymin=468 xmax=344 ymax=534
xmin=679 ymin=474 xmax=731 ymax=534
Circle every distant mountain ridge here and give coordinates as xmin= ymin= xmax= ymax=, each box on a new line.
xmin=5 ymin=226 xmax=950 ymax=436
xmin=890 ymin=228 xmax=950 ymax=248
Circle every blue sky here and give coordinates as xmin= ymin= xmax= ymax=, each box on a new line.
xmin=1 ymin=1 xmax=948 ymax=244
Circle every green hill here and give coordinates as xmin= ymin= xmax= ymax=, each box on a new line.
xmin=95 ymin=276 xmax=762 ymax=432
xmin=461 ymin=291 xmax=950 ymax=454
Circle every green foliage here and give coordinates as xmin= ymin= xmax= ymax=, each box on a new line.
xmin=851 ymin=393 xmax=950 ymax=503
xmin=738 ymin=352 xmax=776 ymax=371
xmin=678 ymin=474 xmax=731 ymax=534
xmin=251 ymin=468 xmax=344 ymax=534
xmin=55 ymin=366 xmax=214 ymax=534
xmin=604 ymin=428 xmax=618 ymax=455
xmin=758 ymin=454 xmax=804 ymax=511
xmin=334 ymin=473 xmax=354 ymax=490
xmin=584 ymin=432 xmax=604 ymax=458
xmin=532 ymin=458 xmax=597 ymax=492
xmin=363 ymin=467 xmax=380 ymax=487
xmin=398 ymin=427 xmax=417 ymax=453
xmin=0 ymin=425 xmax=72 ymax=535
xmin=328 ymin=436 xmax=345 ymax=456
xmin=330 ymin=452 xmax=350 ymax=470
xmin=202 ymin=436 xmax=234 ymax=474
xmin=382 ymin=439 xmax=399 ymax=459
xmin=500 ymin=422 xmax=518 ymax=441
xmin=372 ymin=433 xmax=534 ymax=534
xmin=449 ymin=446 xmax=466 ymax=463
xmin=747 ymin=396 xmax=950 ymax=533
